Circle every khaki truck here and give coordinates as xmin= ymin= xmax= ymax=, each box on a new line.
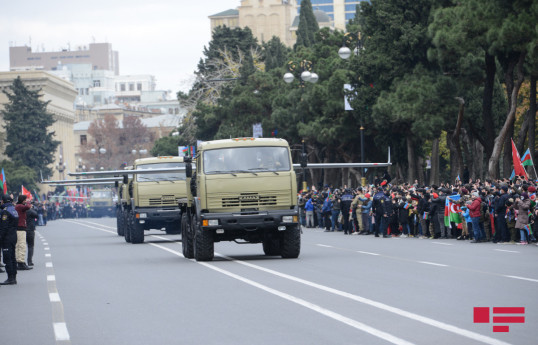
xmin=88 ymin=189 xmax=115 ymax=217
xmin=180 ymin=138 xmax=301 ymax=261
xmin=123 ymin=156 xmax=187 ymax=243
xmin=116 ymin=170 xmax=132 ymax=239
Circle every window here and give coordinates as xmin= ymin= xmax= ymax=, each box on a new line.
xmin=129 ymin=83 xmax=135 ymax=91
xmin=120 ymin=83 xmax=126 ymax=91
xmin=137 ymin=83 xmax=142 ymax=91
xmin=93 ymin=80 xmax=101 ymax=87
xmin=204 ymin=146 xmax=291 ymax=174
xmin=80 ymin=135 xmax=87 ymax=146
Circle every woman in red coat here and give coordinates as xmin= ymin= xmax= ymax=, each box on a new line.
xmin=15 ymin=195 xmax=32 ymax=270
xmin=468 ymin=192 xmax=483 ymax=243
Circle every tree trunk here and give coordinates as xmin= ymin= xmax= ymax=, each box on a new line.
xmin=430 ymin=138 xmax=440 ymax=186
xmin=474 ymin=140 xmax=484 ymax=180
xmin=482 ymin=52 xmax=496 ymax=159
xmin=516 ymin=111 xmax=530 ymax=152
xmin=529 ymin=75 xmax=537 ymax=173
xmin=461 ymin=128 xmax=473 ymax=182
xmin=503 ymin=121 xmax=515 ymax=178
xmin=452 ymin=97 xmax=465 ymax=180
xmin=446 ymin=130 xmax=459 ymax=182
xmin=406 ymin=136 xmax=416 ymax=183
xmin=487 ymin=52 xmax=526 ymax=179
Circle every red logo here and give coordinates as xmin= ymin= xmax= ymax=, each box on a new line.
xmin=473 ymin=307 xmax=525 ymax=332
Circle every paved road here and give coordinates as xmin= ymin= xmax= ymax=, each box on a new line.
xmin=1 ymin=218 xmax=536 ymax=345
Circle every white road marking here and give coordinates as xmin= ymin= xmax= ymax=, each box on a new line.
xmin=432 ymin=242 xmax=453 ymax=246
xmin=222 ymin=256 xmax=507 ymax=345
xmin=316 ymin=244 xmax=333 ymax=248
xmin=46 ymin=262 xmax=53 ymax=268
xmin=418 ymin=261 xmax=448 ymax=267
xmin=53 ymin=322 xmax=70 ymax=341
xmin=357 ymin=251 xmax=380 ymax=256
xmin=47 ymin=275 xmax=56 ymax=281
xmin=504 ymin=275 xmax=538 ymax=283
xmin=79 ymin=220 xmax=117 ymax=229
xmin=147 ymin=242 xmax=413 ymax=345
xmin=65 ymin=220 xmax=116 ymax=234
xmin=44 ymin=247 xmax=50 ymax=251
xmin=43 ymin=242 xmax=48 ymax=245
xmin=45 ymin=253 xmax=51 ymax=257
xmin=494 ymin=249 xmax=519 ymax=253
xmin=49 ymin=293 xmax=61 ymax=302
xmin=77 ymin=220 xmax=510 ymax=345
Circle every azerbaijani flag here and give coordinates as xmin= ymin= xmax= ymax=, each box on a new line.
xmin=21 ymin=185 xmax=33 ymax=201
xmin=523 ymin=224 xmax=533 ymax=236
xmin=423 ymin=212 xmax=429 ymax=220
xmin=521 ymin=148 xmax=533 ymax=167
xmin=509 ymin=169 xmax=516 ymax=181
xmin=404 ymin=202 xmax=410 ymax=210
xmin=444 ymin=194 xmax=462 ymax=227
xmin=0 ymin=168 xmax=6 ymax=193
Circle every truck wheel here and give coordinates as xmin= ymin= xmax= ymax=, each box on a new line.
xmin=280 ymin=225 xmax=301 ymax=259
xmin=165 ymin=224 xmax=181 ymax=234
xmin=194 ymin=216 xmax=214 ymax=261
xmin=263 ymin=235 xmax=281 ymax=256
xmin=130 ymin=214 xmax=145 ymax=244
xmin=182 ymin=213 xmax=194 ymax=259
xmin=116 ymin=209 xmax=125 ymax=236
xmin=124 ymin=212 xmax=132 ymax=243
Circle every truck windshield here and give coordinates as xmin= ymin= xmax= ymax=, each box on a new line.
xmin=91 ymin=191 xmax=112 ymax=198
xmin=204 ymin=146 xmax=291 ymax=174
xmin=136 ymin=162 xmax=186 ymax=182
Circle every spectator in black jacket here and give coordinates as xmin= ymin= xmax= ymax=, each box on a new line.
xmin=26 ymin=203 xmax=38 ymax=267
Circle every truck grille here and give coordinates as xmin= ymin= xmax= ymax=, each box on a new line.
xmin=147 ymin=195 xmax=180 ymax=206
xmin=221 ymin=193 xmax=278 ymax=208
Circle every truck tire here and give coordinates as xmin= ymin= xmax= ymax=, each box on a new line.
xmin=194 ymin=216 xmax=214 ymax=261
xmin=182 ymin=213 xmax=194 ymax=259
xmin=116 ymin=209 xmax=125 ymax=236
xmin=165 ymin=224 xmax=181 ymax=234
xmin=131 ymin=214 xmax=145 ymax=244
xmin=124 ymin=212 xmax=132 ymax=243
xmin=263 ymin=235 xmax=281 ymax=256
xmin=280 ymin=225 xmax=301 ymax=259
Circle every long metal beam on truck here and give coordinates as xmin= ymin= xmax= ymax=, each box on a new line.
xmin=42 ymin=177 xmax=123 ymax=184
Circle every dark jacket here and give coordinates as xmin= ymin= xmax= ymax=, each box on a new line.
xmin=0 ymin=202 xmax=19 ymax=238
xmin=494 ymin=193 xmax=510 ymax=216
xmin=372 ymin=191 xmax=386 ymax=216
xmin=26 ymin=207 xmax=38 ymax=231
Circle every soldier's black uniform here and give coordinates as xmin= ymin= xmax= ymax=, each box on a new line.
xmin=0 ymin=194 xmax=19 ymax=285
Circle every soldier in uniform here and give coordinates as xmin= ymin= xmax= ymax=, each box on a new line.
xmin=0 ymin=194 xmax=19 ymax=285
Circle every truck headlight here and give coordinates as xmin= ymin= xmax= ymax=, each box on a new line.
xmin=203 ymin=219 xmax=219 ymax=226
xmin=139 ymin=213 xmax=147 ymax=219
xmin=282 ymin=216 xmax=294 ymax=223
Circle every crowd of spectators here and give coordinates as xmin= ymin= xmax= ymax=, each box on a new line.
xmin=298 ymin=174 xmax=538 ymax=245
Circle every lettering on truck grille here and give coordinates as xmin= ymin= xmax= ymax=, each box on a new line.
xmin=222 ymin=193 xmax=277 ymax=207
xmin=148 ymin=195 xmax=179 ymax=206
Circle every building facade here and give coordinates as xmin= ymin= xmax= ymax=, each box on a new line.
xmin=0 ymin=71 xmax=78 ymax=191
xmin=9 ymin=42 xmax=119 ymax=75
xmin=297 ymin=0 xmax=365 ymax=30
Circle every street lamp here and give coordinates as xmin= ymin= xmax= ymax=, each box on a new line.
xmin=283 ymin=59 xmax=319 ymax=192
xmin=56 ymin=154 xmax=67 ymax=180
xmin=90 ymin=147 xmax=107 ymax=170
xmin=339 ymin=32 xmax=366 ymax=185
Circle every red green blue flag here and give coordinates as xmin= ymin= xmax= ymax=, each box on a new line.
xmin=444 ymin=194 xmax=462 ymax=227
xmin=0 ymin=168 xmax=6 ymax=193
xmin=521 ymin=148 xmax=533 ymax=167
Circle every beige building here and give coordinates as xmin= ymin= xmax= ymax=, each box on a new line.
xmin=9 ymin=43 xmax=119 ymax=75
xmin=210 ymin=0 xmax=299 ymax=47
xmin=0 ymin=71 xmax=78 ymax=191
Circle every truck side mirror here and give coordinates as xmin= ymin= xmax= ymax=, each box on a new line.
xmin=123 ymin=175 xmax=128 ymax=184
xmin=184 ymin=157 xmax=192 ymax=178
xmin=115 ymin=181 xmax=119 ymax=188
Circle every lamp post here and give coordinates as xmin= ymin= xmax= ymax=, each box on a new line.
xmin=90 ymin=147 xmax=107 ymax=171
xmin=56 ymin=154 xmax=67 ymax=180
xmin=339 ymin=32 xmax=366 ymax=185
xmin=131 ymin=148 xmax=148 ymax=160
xmin=283 ymin=60 xmax=319 ymax=192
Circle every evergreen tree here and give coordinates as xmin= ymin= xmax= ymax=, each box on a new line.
xmin=1 ymin=76 xmax=60 ymax=178
xmin=295 ymin=0 xmax=319 ymax=49
xmin=263 ymin=36 xmax=290 ymax=71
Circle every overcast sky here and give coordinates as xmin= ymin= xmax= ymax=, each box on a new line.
xmin=0 ymin=0 xmax=240 ymax=94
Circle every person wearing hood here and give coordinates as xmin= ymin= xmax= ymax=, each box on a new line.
xmin=515 ymin=193 xmax=532 ymax=244
xmin=0 ymin=194 xmax=19 ymax=285
xmin=493 ymin=185 xmax=510 ymax=243
xmin=468 ymin=191 xmax=484 ymax=243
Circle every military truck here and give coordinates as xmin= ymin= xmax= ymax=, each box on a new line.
xmin=116 ymin=170 xmax=133 ymax=239
xmin=123 ymin=156 xmax=187 ymax=243
xmin=180 ymin=138 xmax=301 ymax=261
xmin=88 ymin=189 xmax=115 ymax=217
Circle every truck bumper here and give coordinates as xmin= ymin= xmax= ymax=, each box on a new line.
xmin=134 ymin=208 xmax=181 ymax=227
xmin=200 ymin=209 xmax=299 ymax=231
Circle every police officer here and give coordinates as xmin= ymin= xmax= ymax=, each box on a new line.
xmin=0 ymin=194 xmax=19 ymax=285
xmin=340 ymin=189 xmax=354 ymax=234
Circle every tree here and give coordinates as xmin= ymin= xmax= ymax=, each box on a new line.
xmin=151 ymin=134 xmax=182 ymax=157
xmin=1 ymin=76 xmax=60 ymax=178
xmin=0 ymin=159 xmax=38 ymax=195
xmin=294 ymin=0 xmax=319 ymax=49
xmin=263 ymin=36 xmax=290 ymax=71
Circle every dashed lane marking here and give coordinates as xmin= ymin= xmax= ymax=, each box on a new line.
xmin=316 ymin=244 xmax=333 ymax=248
xmin=432 ymin=242 xmax=453 ymax=246
xmin=418 ymin=261 xmax=448 ymax=267
xmin=53 ymin=323 xmax=70 ymax=341
xmin=494 ymin=249 xmax=519 ymax=253
xmin=45 ymin=253 xmax=51 ymax=257
xmin=49 ymin=293 xmax=61 ymax=302
xmin=47 ymin=275 xmax=56 ymax=281
xmin=46 ymin=262 xmax=53 ymax=268
xmin=357 ymin=251 xmax=380 ymax=256
xmin=504 ymin=275 xmax=538 ymax=283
